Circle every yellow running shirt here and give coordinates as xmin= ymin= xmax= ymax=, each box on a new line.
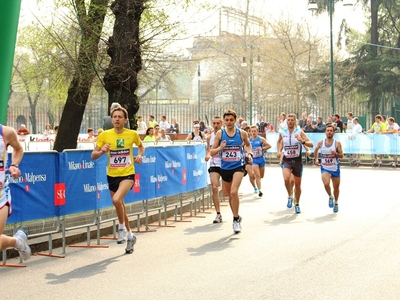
xmin=96 ymin=128 xmax=142 ymax=177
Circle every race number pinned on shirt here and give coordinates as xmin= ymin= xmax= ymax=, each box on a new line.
xmin=110 ymin=149 xmax=131 ymax=168
xmin=321 ymin=154 xmax=337 ymax=166
xmin=284 ymin=144 xmax=300 ymax=158
xmin=222 ymin=146 xmax=241 ymax=162
xmin=253 ymin=148 xmax=263 ymax=158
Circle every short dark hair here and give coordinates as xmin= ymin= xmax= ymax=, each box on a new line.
xmin=146 ymin=127 xmax=153 ymax=135
xmin=326 ymin=124 xmax=335 ymax=131
xmin=223 ymin=109 xmax=237 ymax=119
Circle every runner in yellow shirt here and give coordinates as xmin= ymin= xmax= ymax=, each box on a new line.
xmin=92 ymin=107 xmax=145 ymax=254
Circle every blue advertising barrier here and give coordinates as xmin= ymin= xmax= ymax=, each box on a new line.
xmin=184 ymin=145 xmax=208 ymax=191
xmin=154 ymin=146 xmax=186 ymax=197
xmin=8 ymin=152 xmax=59 ymax=223
xmin=6 ymin=145 xmax=207 ymax=224
xmin=265 ymin=133 xmax=400 ymax=155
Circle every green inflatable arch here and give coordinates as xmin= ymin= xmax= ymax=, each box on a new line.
xmin=0 ymin=0 xmax=22 ymax=124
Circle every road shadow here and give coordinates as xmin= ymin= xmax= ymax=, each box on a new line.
xmin=45 ymin=255 xmax=121 ymax=285
xmin=186 ymin=235 xmax=239 ymax=256
xmin=183 ymin=222 xmax=223 ymax=235
xmin=264 ymin=210 xmax=301 ymax=226
xmin=306 ymin=213 xmax=337 ymax=224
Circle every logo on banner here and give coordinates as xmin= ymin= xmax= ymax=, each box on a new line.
xmin=182 ymin=168 xmax=187 ymax=185
xmin=54 ymin=183 xmax=66 ymax=206
xmin=133 ymin=174 xmax=140 ymax=193
xmin=7 ymin=173 xmax=47 ymax=184
xmin=193 ymin=169 xmax=203 ymax=181
xmin=83 ymin=182 xmax=109 ymax=193
xmin=150 ymin=174 xmax=168 ymax=189
xmin=68 ymin=160 xmax=95 ymax=170
xmin=186 ymin=153 xmax=197 ymax=160
xmin=24 ymin=172 xmax=47 ymax=184
xmin=142 ymin=155 xmax=156 ymax=163
xmin=165 ymin=160 xmax=181 ymax=174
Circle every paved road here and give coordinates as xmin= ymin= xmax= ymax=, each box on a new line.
xmin=2 ymin=165 xmax=400 ymax=300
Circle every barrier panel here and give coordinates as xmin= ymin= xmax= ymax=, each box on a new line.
xmin=265 ymin=133 xmax=400 ymax=155
xmin=6 ymin=144 xmax=207 ymax=223
xmin=8 ymin=151 xmax=59 ymax=223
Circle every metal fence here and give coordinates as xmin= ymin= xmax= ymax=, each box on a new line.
xmin=7 ymin=98 xmax=370 ymax=134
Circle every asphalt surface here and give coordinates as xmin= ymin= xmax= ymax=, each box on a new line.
xmin=1 ymin=164 xmax=400 ymax=300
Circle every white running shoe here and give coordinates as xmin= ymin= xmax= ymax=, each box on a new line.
xmin=117 ymin=229 xmax=127 ymax=244
xmin=213 ymin=214 xmax=222 ymax=224
xmin=233 ymin=216 xmax=242 ymax=234
xmin=14 ymin=229 xmax=31 ymax=261
xmin=125 ymin=235 xmax=137 ymax=254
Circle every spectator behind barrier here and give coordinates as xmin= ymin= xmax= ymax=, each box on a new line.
xmin=169 ymin=117 xmax=180 ymax=134
xmin=144 ymin=127 xmax=155 ymax=141
xmin=156 ymin=128 xmax=171 ymax=141
xmin=17 ymin=124 xmax=29 ymax=135
xmin=43 ymin=124 xmax=54 ymax=135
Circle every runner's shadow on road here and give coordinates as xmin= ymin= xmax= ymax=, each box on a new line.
xmin=187 ymin=235 xmax=237 ymax=256
xmin=45 ymin=255 xmax=121 ymax=285
xmin=184 ymin=223 xmax=223 ymax=235
xmin=240 ymin=196 xmax=262 ymax=203
xmin=306 ymin=214 xmax=337 ymax=224
xmin=264 ymin=211 xmax=301 ymax=226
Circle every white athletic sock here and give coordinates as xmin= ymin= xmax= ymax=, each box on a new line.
xmin=127 ymin=231 xmax=133 ymax=240
xmin=14 ymin=237 xmax=22 ymax=250
xmin=118 ymin=224 xmax=125 ymax=230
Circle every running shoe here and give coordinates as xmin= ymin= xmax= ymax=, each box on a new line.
xmin=333 ymin=204 xmax=339 ymax=213
xmin=258 ymin=191 xmax=263 ymax=197
xmin=213 ymin=214 xmax=222 ymax=224
xmin=328 ymin=196 xmax=334 ymax=208
xmin=125 ymin=235 xmax=137 ymax=254
xmin=254 ymin=188 xmax=258 ymax=194
xmin=295 ymin=204 xmax=301 ymax=214
xmin=287 ymin=196 xmax=293 ymax=208
xmin=233 ymin=216 xmax=242 ymax=234
xmin=117 ymin=229 xmax=127 ymax=244
xmin=14 ymin=229 xmax=31 ymax=261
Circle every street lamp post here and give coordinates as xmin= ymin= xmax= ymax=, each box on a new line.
xmin=242 ymin=46 xmax=254 ymax=125
xmin=155 ymin=79 xmax=159 ymax=119
xmin=308 ymin=0 xmax=353 ymax=116
xmin=197 ymin=63 xmax=201 ymax=121
xmin=249 ymin=51 xmax=253 ymax=125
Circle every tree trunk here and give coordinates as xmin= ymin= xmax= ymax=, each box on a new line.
xmin=104 ymin=0 xmax=145 ymax=129
xmin=53 ymin=0 xmax=109 ymax=151
xmin=29 ymin=100 xmax=37 ymax=134
xmin=369 ymin=0 xmax=380 ymax=117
